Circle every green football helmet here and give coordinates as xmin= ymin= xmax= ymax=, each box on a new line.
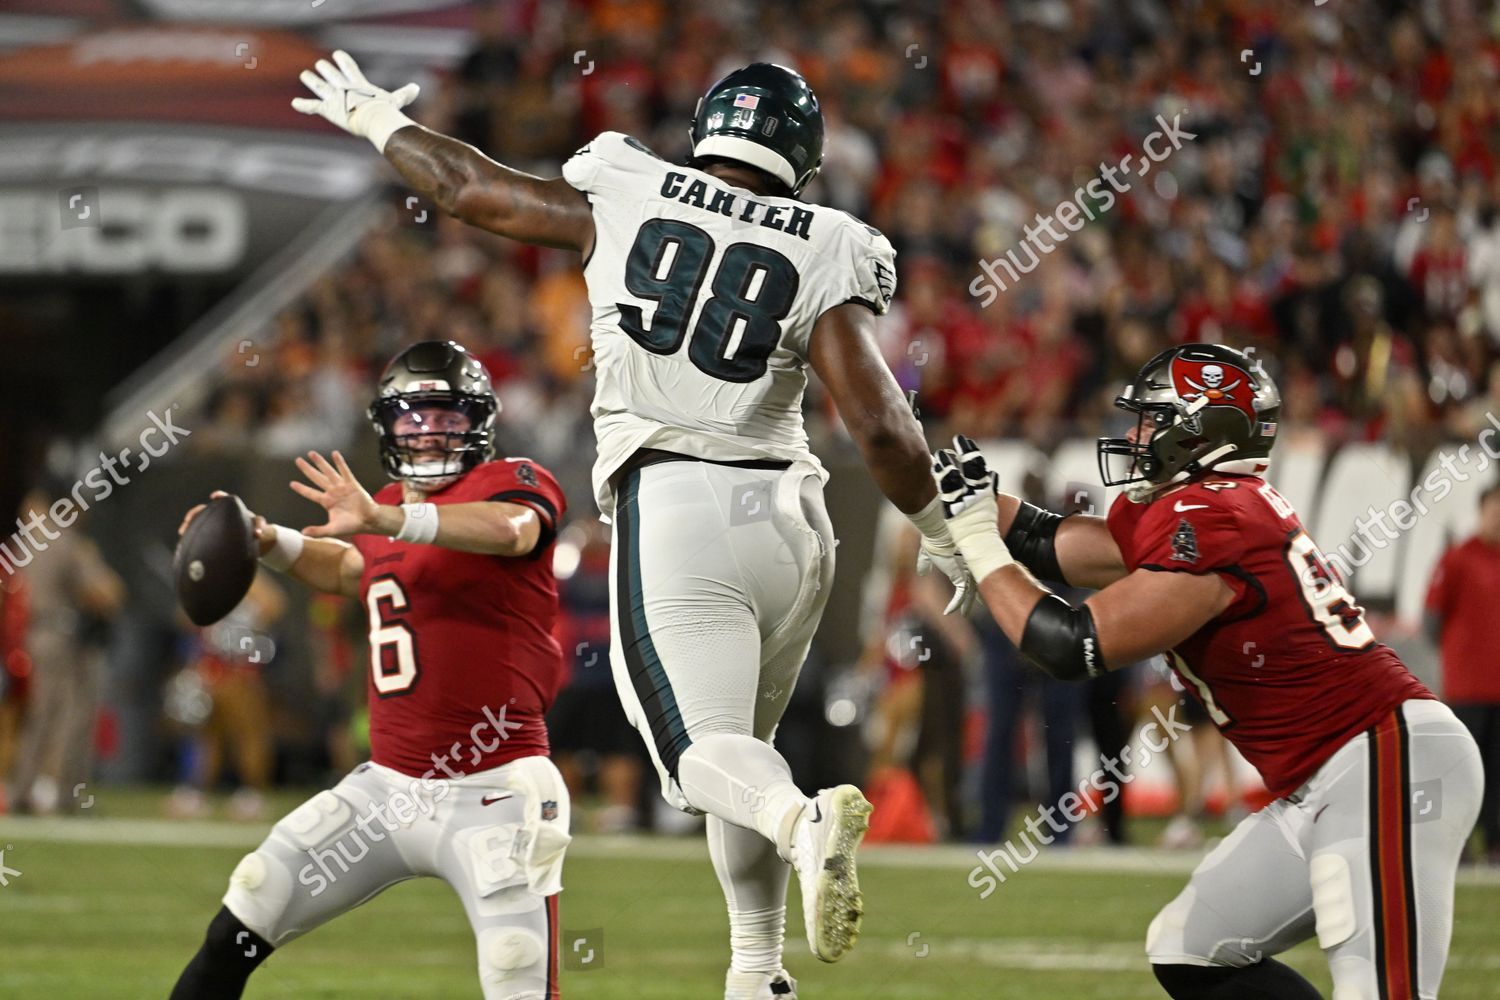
xmin=689 ymin=63 xmax=824 ymax=196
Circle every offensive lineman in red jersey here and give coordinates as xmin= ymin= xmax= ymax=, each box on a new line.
xmin=171 ymin=341 xmax=569 ymax=1000
xmin=933 ymin=345 xmax=1483 ymax=1000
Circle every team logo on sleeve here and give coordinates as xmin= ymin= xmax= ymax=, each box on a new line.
xmin=1170 ymin=518 xmax=1200 ymax=563
xmin=516 ymin=462 xmax=539 ymax=487
xmin=872 ymin=260 xmax=896 ymax=309
xmin=540 ymin=800 xmax=559 ymax=821
xmin=1170 ymin=356 xmax=1256 ymax=424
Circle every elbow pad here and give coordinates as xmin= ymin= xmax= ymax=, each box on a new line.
xmin=1003 ymin=502 xmax=1067 ymax=584
xmin=1019 ymin=594 xmax=1104 ymax=681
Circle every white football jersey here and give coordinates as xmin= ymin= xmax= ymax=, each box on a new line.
xmin=562 ymin=131 xmax=897 ymax=516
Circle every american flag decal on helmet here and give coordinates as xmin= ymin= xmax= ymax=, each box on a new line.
xmin=733 ymin=93 xmax=760 ymax=109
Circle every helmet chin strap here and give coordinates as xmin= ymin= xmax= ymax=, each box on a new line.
xmin=1128 ymin=443 xmax=1240 ymax=503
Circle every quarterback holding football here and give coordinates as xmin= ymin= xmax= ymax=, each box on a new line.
xmin=935 ymin=344 xmax=1483 ymax=1000
xmin=171 ymin=341 xmax=570 ymax=1000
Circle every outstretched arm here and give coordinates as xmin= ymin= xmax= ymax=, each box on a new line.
xmin=292 ymin=451 xmax=541 ymax=558
xmin=933 ymin=438 xmax=1232 ymax=678
xmin=178 ymin=491 xmax=364 ymax=598
xmin=810 ymin=303 xmax=976 ymax=613
xmin=383 ymin=130 xmax=594 ymax=253
xmin=991 ymin=494 xmax=1129 ymax=591
xmin=809 ymin=303 xmax=935 ymax=515
xmin=292 ymin=50 xmax=594 ymax=254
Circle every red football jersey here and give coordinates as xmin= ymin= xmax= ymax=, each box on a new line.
xmin=352 ymin=458 xmax=566 ymax=778
xmin=1107 ymin=475 xmax=1433 ymax=798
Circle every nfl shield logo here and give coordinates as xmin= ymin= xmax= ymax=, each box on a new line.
xmin=733 ymin=93 xmax=760 ymax=109
xmin=541 ymin=800 xmax=559 ymax=821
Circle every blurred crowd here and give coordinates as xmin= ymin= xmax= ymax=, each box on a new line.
xmin=196 ymin=0 xmax=1500 ymax=471
xmin=7 ymin=0 xmax=1500 ymax=853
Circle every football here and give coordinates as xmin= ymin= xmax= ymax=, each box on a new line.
xmin=173 ymin=493 xmax=259 ymax=626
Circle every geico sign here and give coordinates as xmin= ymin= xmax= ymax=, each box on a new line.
xmin=0 ymin=188 xmax=246 ymax=274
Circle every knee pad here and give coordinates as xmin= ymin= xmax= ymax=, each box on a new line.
xmin=1145 ymin=889 xmax=1194 ymax=961
xmin=1310 ymin=853 xmax=1357 ymax=949
xmin=228 ymin=851 xmax=269 ymax=894
xmin=478 ymin=925 xmax=550 ymax=999
xmin=480 ymin=926 xmax=545 ymax=974
xmin=222 ymin=849 xmax=294 ymax=946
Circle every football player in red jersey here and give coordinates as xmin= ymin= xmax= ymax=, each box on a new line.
xmin=932 ymin=344 xmax=1483 ymax=1000
xmin=171 ymin=341 xmax=569 ymax=1000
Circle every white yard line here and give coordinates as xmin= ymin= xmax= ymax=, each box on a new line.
xmin=1 ymin=817 xmax=1496 ymax=886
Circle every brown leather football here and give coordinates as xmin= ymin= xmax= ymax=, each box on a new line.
xmin=174 ymin=494 xmax=258 ymax=626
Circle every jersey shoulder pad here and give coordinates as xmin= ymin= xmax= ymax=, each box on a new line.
xmin=562 ymin=131 xmax=663 ymax=194
xmin=470 ymin=458 xmax=565 ymax=523
xmin=1135 ymin=483 xmax=1247 ymax=572
xmin=818 ymin=210 xmax=897 ymax=316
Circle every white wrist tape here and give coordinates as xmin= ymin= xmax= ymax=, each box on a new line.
xmin=908 ymin=496 xmax=951 ymax=544
xmin=956 ymin=531 xmax=1016 ymax=584
xmin=259 ymin=524 xmax=305 ymax=572
xmin=947 ymin=502 xmax=1016 ymax=583
xmin=396 ymin=502 xmax=440 ymax=544
xmin=359 ymin=102 xmax=417 ymax=153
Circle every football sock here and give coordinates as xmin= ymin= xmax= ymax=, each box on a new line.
xmin=676 ymin=733 xmax=809 ymax=851
xmin=170 ymin=906 xmax=273 ymax=999
xmin=1151 ymin=959 xmax=1323 ymax=999
xmin=708 ymin=814 xmax=789 ymax=975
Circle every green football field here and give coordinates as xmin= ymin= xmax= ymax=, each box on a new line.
xmin=1 ymin=804 xmax=1497 ymax=998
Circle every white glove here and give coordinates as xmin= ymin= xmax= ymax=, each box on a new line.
xmin=916 ymin=537 xmax=976 ymax=616
xmin=932 ymin=434 xmax=1014 ymax=583
xmin=291 ymin=50 xmax=420 ymax=152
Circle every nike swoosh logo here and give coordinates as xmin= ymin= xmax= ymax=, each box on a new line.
xmin=1174 ymin=502 xmax=1209 ymax=512
xmin=811 ymin=801 xmax=823 ymax=824
xmin=480 ymin=793 xmax=513 ymax=807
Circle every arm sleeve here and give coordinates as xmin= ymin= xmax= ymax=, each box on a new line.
xmin=823 ymin=221 xmax=897 ymax=318
xmin=1133 ymin=501 xmax=1258 ymax=614
xmin=792 ymin=220 xmax=896 ymax=358
xmin=562 ymin=131 xmax=657 ymax=196
xmin=1134 ymin=503 xmax=1246 ymax=573
xmin=474 ymin=461 xmax=567 ymax=554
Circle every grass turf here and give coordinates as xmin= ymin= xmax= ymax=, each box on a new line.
xmin=0 ymin=806 xmax=1497 ymax=998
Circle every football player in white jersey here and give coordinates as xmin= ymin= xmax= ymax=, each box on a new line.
xmin=294 ymin=53 xmax=974 ymax=999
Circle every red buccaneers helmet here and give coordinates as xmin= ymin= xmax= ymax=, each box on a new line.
xmin=1098 ymin=344 xmax=1281 ymax=501
xmin=368 ymin=340 xmax=498 ymax=490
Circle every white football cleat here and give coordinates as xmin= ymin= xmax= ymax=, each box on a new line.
xmin=789 ymin=784 xmax=873 ymax=963
xmin=725 ymin=969 xmax=797 ymax=999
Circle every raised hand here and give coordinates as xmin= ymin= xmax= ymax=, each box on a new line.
xmin=291 ymin=451 xmax=380 ymax=540
xmin=291 ymin=49 xmax=419 ymax=149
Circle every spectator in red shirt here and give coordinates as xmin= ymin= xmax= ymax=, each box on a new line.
xmin=1425 ymin=479 xmax=1500 ymax=861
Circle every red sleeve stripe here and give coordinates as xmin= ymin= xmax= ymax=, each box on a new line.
xmin=545 ymin=892 xmax=559 ymax=998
